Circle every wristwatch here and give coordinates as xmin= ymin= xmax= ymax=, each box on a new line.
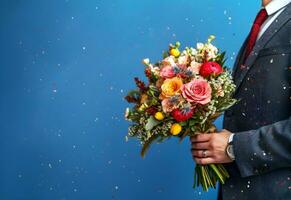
xmin=226 ymin=133 xmax=235 ymax=161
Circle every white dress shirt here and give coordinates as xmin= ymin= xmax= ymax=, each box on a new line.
xmin=257 ymin=0 xmax=291 ymax=40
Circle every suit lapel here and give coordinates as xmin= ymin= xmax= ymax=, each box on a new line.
xmin=234 ymin=4 xmax=291 ymax=92
xmin=232 ymin=36 xmax=249 ymax=79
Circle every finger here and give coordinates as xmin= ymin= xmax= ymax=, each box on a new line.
xmin=191 ymin=149 xmax=213 ymax=158
xmin=190 ymin=135 xmax=202 ymax=142
xmin=191 ymin=142 xmax=210 ymax=150
xmin=194 ymin=157 xmax=216 ymax=165
xmin=190 ymin=134 xmax=203 ymax=142
xmin=191 ymin=134 xmax=211 ymax=143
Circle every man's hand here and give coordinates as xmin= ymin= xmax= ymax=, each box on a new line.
xmin=190 ymin=129 xmax=234 ymax=165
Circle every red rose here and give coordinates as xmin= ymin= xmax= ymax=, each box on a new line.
xmin=199 ymin=62 xmax=223 ymax=77
xmin=171 ymin=108 xmax=194 ymax=122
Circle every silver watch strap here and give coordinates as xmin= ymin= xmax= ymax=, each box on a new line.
xmin=228 ymin=133 xmax=234 ymax=144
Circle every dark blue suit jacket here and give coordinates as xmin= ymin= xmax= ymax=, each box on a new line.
xmin=221 ymin=3 xmax=291 ymax=200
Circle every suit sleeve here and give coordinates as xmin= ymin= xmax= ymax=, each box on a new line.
xmin=232 ymin=116 xmax=291 ymax=178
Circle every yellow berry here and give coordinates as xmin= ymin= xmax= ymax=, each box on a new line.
xmin=170 ymin=123 xmax=182 ymax=135
xmin=154 ymin=112 xmax=164 ymax=121
xmin=170 ymin=48 xmax=180 ymax=57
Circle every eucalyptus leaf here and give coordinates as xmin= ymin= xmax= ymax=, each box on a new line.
xmin=145 ymin=116 xmax=160 ymax=131
xmin=217 ymin=99 xmax=237 ymax=112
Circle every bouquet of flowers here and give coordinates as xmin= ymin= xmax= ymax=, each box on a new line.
xmin=124 ymin=36 xmax=237 ymax=191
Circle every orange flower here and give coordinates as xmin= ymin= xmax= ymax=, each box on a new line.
xmin=160 ymin=77 xmax=183 ymax=99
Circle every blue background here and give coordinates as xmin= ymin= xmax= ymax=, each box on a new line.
xmin=0 ymin=0 xmax=260 ymax=199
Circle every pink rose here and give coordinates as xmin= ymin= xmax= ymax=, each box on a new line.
xmin=160 ymin=66 xmax=175 ymax=78
xmin=182 ymin=78 xmax=212 ymax=105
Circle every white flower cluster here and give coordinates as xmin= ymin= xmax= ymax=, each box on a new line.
xmin=200 ymin=99 xmax=218 ymax=124
xmin=209 ymin=70 xmax=236 ymax=97
xmin=196 ymin=42 xmax=218 ymax=61
xmin=183 ymin=38 xmax=219 ymax=64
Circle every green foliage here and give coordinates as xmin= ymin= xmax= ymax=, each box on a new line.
xmin=126 ymin=108 xmax=142 ymax=122
xmin=215 ymin=51 xmax=227 ymax=66
xmin=162 ymin=51 xmax=169 ymax=59
xmin=145 ymin=116 xmax=160 ymax=131
xmin=147 ymin=85 xmax=159 ymax=98
xmin=216 ymin=98 xmax=238 ymax=112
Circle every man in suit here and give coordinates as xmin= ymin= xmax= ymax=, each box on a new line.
xmin=190 ymin=0 xmax=291 ymax=199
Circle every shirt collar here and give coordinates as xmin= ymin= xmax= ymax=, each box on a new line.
xmin=264 ymin=0 xmax=291 ymax=15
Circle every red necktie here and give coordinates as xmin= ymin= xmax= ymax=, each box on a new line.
xmin=243 ymin=9 xmax=268 ymax=63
